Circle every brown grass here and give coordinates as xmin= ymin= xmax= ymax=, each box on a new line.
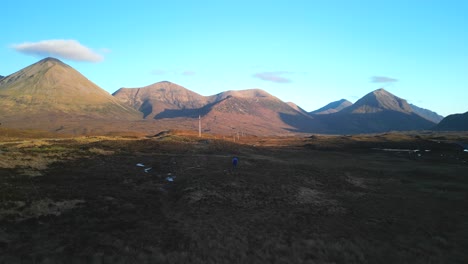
xmin=0 ymin=130 xmax=467 ymax=263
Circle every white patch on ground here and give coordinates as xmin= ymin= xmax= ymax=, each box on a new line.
xmin=187 ymin=190 xmax=206 ymax=204
xmin=345 ymin=172 xmax=367 ymax=189
xmin=296 ymin=187 xmax=324 ymax=204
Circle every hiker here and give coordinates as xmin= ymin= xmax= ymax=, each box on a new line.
xmin=232 ymin=156 xmax=239 ymax=171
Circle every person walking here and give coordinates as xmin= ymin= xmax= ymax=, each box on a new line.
xmin=232 ymin=156 xmax=239 ymax=172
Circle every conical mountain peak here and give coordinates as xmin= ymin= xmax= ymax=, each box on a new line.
xmin=371 ymin=88 xmax=393 ymax=97
xmin=1 ymin=58 xmax=100 ymax=96
xmin=39 ymin=57 xmax=65 ymax=63
xmin=346 ymin=88 xmax=413 ymax=114
xmin=32 ymin=57 xmax=71 ymax=69
xmin=373 ymin=87 xmax=387 ymax=92
xmin=0 ymin=58 xmax=140 ymax=120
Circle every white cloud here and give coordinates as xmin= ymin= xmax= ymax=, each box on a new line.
xmin=150 ymin=69 xmax=196 ymax=76
xmin=12 ymin=39 xmax=104 ymax=62
xmin=181 ymin=70 xmax=196 ymax=76
xmin=253 ymin=71 xmax=292 ymax=83
xmin=150 ymin=69 xmax=167 ymax=75
xmin=371 ymin=76 xmax=398 ymax=83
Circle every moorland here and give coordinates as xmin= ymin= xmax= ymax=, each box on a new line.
xmin=1 ymin=129 xmax=467 ymax=263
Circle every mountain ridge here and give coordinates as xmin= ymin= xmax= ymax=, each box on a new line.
xmin=433 ymin=111 xmax=468 ymax=131
xmin=410 ymin=104 xmax=444 ymax=123
xmin=310 ymin=99 xmax=352 ymax=115
xmin=114 ymin=81 xmax=323 ymax=134
xmin=287 ymin=102 xmax=309 ymax=115
xmin=113 ymin=81 xmax=208 ymax=118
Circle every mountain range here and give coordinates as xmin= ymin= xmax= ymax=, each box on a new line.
xmin=114 ymin=82 xmax=324 ymax=134
xmin=0 ymin=58 xmax=464 ymax=135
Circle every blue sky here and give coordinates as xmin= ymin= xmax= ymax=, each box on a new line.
xmin=1 ymin=0 xmax=467 ymax=116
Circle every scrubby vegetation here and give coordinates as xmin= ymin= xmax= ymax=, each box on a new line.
xmin=0 ymin=131 xmax=467 ymax=263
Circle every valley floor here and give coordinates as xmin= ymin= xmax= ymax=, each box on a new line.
xmin=0 ymin=131 xmax=467 ymax=263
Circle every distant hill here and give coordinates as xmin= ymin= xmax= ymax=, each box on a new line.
xmin=0 ymin=57 xmax=141 ymax=132
xmin=433 ymin=112 xmax=468 ymax=131
xmin=409 ymin=104 xmax=444 ymax=123
xmin=313 ymin=89 xmax=436 ymax=134
xmin=201 ymin=89 xmax=326 ymax=134
xmin=113 ymin=81 xmax=208 ymax=118
xmin=344 ymin=88 xmax=413 ymax=114
xmin=310 ymin=99 xmax=352 ymax=115
xmin=0 ymin=75 xmax=4 ymax=80
xmin=114 ymin=84 xmax=325 ymax=135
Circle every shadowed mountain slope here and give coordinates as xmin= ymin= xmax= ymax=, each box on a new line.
xmin=433 ymin=111 xmax=468 ymax=131
xmin=310 ymin=99 xmax=352 ymax=115
xmin=410 ymin=104 xmax=444 ymax=123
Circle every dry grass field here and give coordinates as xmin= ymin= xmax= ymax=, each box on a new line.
xmin=0 ymin=129 xmax=467 ymax=263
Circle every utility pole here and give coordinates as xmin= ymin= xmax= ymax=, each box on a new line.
xmin=198 ymin=115 xmax=201 ymax=137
